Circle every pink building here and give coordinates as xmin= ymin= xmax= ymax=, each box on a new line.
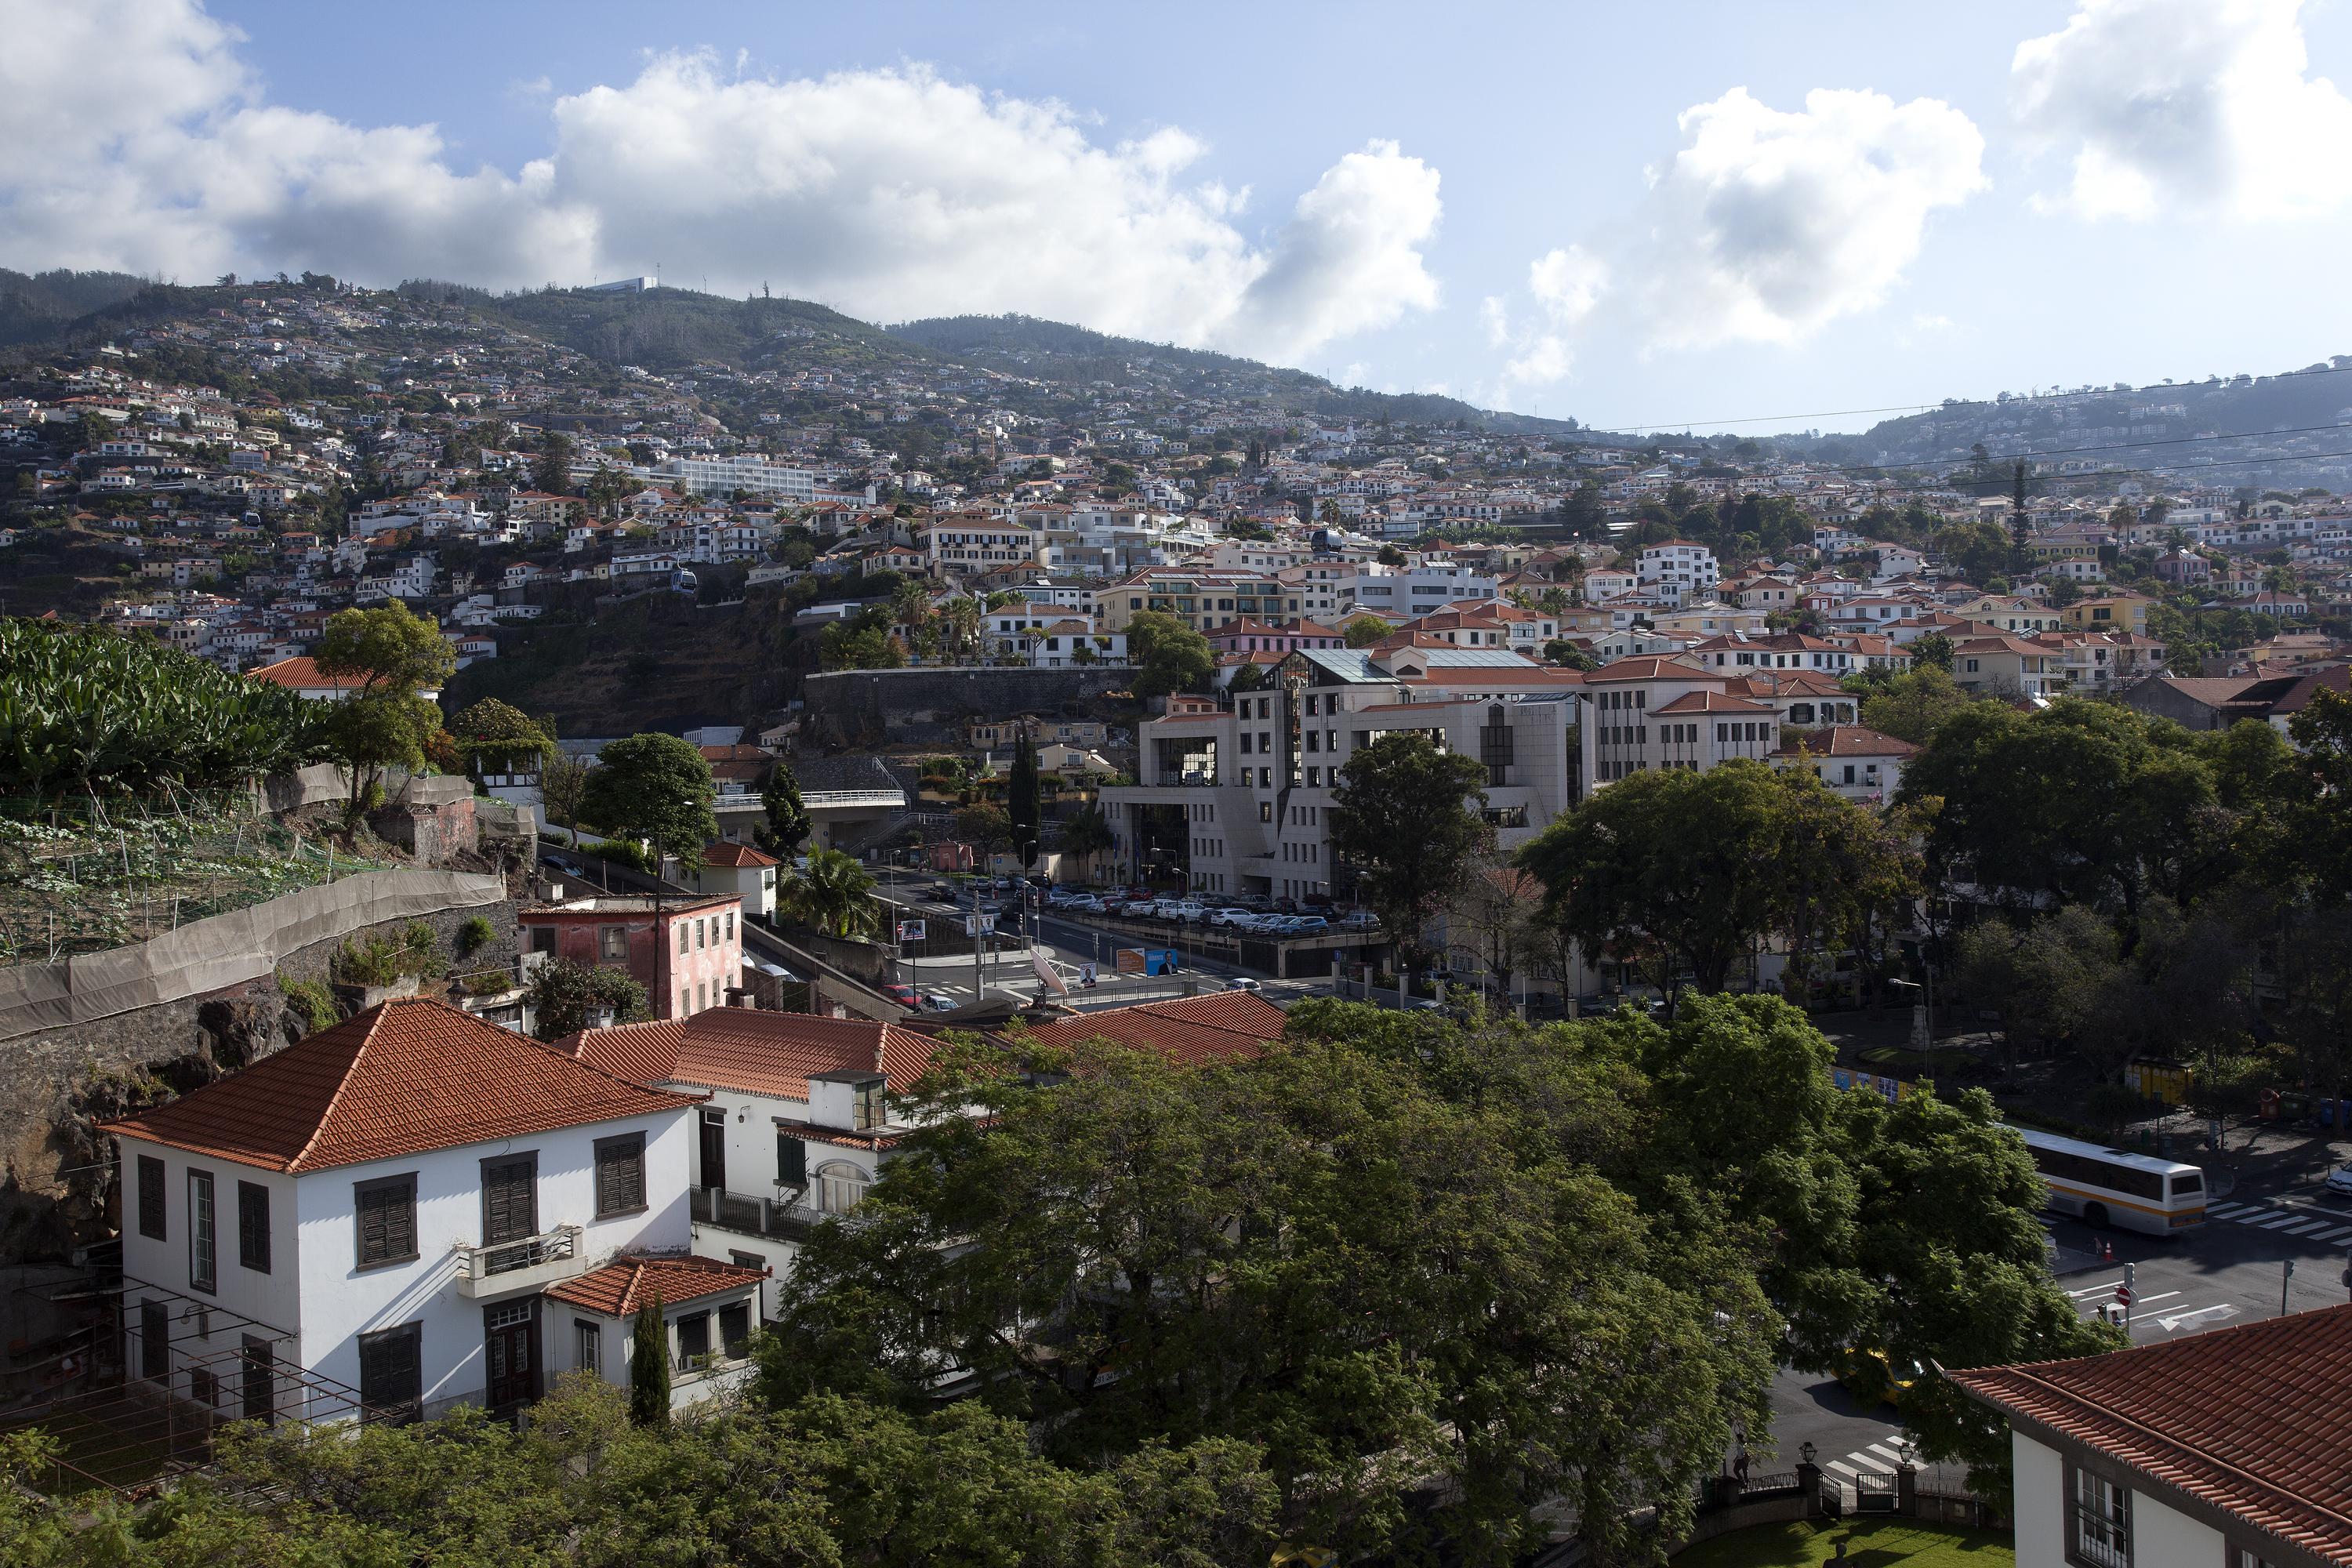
xmin=518 ymin=894 xmax=745 ymax=1020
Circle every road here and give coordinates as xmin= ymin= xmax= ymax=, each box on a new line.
xmin=869 ymin=869 xmax=1329 ymax=1011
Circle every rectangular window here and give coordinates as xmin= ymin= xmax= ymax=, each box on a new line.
xmin=594 ymin=1134 xmax=647 ymax=1218
xmin=724 ymin=912 xmax=735 ymax=940
xmin=677 ymin=923 xmax=690 ymax=956
xmin=2070 ymin=1468 xmax=2130 ymax=1568
xmin=601 ymin=925 xmax=628 ymax=963
xmin=676 ymin=1311 xmax=712 ymax=1367
xmin=575 ymin=1319 xmax=602 ymax=1376
xmin=140 ymin=1298 xmax=169 ymax=1381
xmin=719 ymin=1301 xmax=751 ymax=1356
xmin=189 ymin=1365 xmax=218 ymax=1409
xmin=187 ymin=1170 xmax=216 ymax=1294
xmin=358 ymin=1322 xmax=423 ymax=1423
xmin=355 ymin=1174 xmax=419 ymax=1269
xmin=137 ymin=1155 xmax=166 ymax=1241
xmin=237 ymin=1181 xmax=270 ymax=1274
xmin=778 ymin=1131 xmax=807 ymax=1185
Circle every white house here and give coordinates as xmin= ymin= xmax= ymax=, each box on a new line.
xmin=1767 ymin=724 xmax=1918 ymax=805
xmin=1635 ymin=540 xmax=1721 ymax=604
xmin=1956 ymin=1305 xmax=2352 ymax=1568
xmin=104 ymin=998 xmax=761 ymax=1424
xmin=695 ymin=839 xmax=780 ymax=920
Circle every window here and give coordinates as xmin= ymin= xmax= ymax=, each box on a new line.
xmin=778 ymin=1132 xmax=807 ymax=1186
xmin=137 ymin=1155 xmax=166 ymax=1241
xmin=594 ymin=1134 xmax=646 ymax=1218
xmin=676 ymin=1310 xmax=712 ymax=1367
xmin=140 ymin=1298 xmax=169 ymax=1381
xmin=358 ymin=1323 xmax=422 ymax=1423
xmin=532 ymin=927 xmax=557 ymax=955
xmin=188 ymin=1365 xmax=219 ymax=1408
xmin=696 ymin=918 xmax=707 ymax=950
xmin=815 ymin=1161 xmax=870 ymax=1215
xmin=601 ymin=925 xmax=628 ymax=963
xmin=187 ymin=1170 xmax=216 ymax=1294
xmin=1259 ymin=801 xmax=1274 ymax=823
xmin=724 ymin=912 xmax=735 ymax=940
xmin=681 ymin=986 xmax=691 ymax=1015
xmin=720 ymin=1301 xmax=752 ymax=1356
xmin=575 ymin=1319 xmax=602 ymax=1377
xmin=2069 ymin=1467 xmax=2129 ymax=1568
xmin=355 ymin=1174 xmax=418 ymax=1269
xmin=853 ymin=1081 xmax=886 ymax=1131
xmin=237 ymin=1181 xmax=270 ymax=1274
xmin=677 ymin=923 xmax=690 ymax=956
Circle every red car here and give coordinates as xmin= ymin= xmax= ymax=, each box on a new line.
xmin=880 ymin=982 xmax=920 ymax=1009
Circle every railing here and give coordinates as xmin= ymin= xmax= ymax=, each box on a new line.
xmin=691 ymin=1186 xmax=871 ymax=1236
xmin=456 ymin=1223 xmax=580 ymax=1283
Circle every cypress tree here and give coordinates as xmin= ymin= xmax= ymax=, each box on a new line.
xmin=630 ymin=1294 xmax=670 ymax=1428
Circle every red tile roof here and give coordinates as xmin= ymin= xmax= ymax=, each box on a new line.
xmin=700 ymin=840 xmax=779 ymax=869
xmin=564 ymin=1009 xmax=938 ymax=1101
xmin=544 ymin=1254 xmax=768 ymax=1317
xmin=104 ymin=999 xmax=702 ymax=1174
xmin=1771 ymin=724 xmax=1919 ymax=759
xmin=1010 ymin=991 xmax=1286 ymax=1066
xmin=1953 ymin=1305 xmax=2352 ymax=1565
xmin=1654 ymin=690 xmax=1775 ymax=714
xmin=245 ymin=655 xmax=356 ymax=692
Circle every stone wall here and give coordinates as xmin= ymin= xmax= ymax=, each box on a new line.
xmin=801 ymin=666 xmax=1141 ymax=749
xmin=0 ymin=882 xmax=520 ymax=1265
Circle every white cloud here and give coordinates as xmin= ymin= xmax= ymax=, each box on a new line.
xmin=0 ymin=2 xmax=1440 ymax=363
xmin=1633 ymin=87 xmax=1985 ymax=349
xmin=1485 ymin=245 xmax=1608 ymax=395
xmin=2013 ymin=0 xmax=2352 ymax=220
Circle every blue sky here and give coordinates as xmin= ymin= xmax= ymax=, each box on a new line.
xmin=10 ymin=1 xmax=2352 ymax=432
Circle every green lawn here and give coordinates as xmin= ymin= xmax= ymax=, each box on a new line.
xmin=1678 ymin=1519 xmax=2013 ymax=1568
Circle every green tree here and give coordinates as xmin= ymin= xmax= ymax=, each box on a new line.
xmin=324 ymin=691 xmax=440 ymax=805
xmin=1542 ymin=637 xmax=1600 ymax=671
xmin=956 ymin=801 xmax=1011 ymax=855
xmin=533 ymin=431 xmax=573 ymax=495
xmin=1330 ymin=733 xmax=1494 ymax=970
xmin=580 ymin=732 xmax=720 ymax=871
xmin=1056 ymin=801 xmax=1115 ymax=873
xmin=754 ymin=761 xmax=812 ymax=857
xmin=314 ymin=598 xmax=456 ymax=699
xmin=1559 ymin=481 xmax=1608 ymax=540
xmin=779 ymin=848 xmax=885 ymax=939
xmin=524 ymin=958 xmax=648 ymax=1042
xmin=1908 ymin=630 xmax=1955 ymax=670
xmin=447 ymin=696 xmax=554 ymax=778
xmin=1123 ymin=610 xmax=1214 ymax=698
xmin=538 ymin=748 xmax=590 ymax=840
xmin=630 ymin=1297 xmax=670 ymax=1428
xmin=1342 ymin=612 xmax=1392 ymax=648
xmin=1008 ymin=729 xmax=1042 ymax=868
xmin=1859 ymin=664 xmax=1973 ymax=743
xmin=765 ymin=1033 xmax=1775 ymax=1563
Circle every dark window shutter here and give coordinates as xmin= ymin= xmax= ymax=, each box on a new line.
xmin=357 ymin=1178 xmax=416 ymax=1266
xmin=777 ymin=1133 xmax=805 ymax=1185
xmin=238 ymin=1182 xmax=270 ymax=1274
xmin=595 ymin=1135 xmax=644 ymax=1217
xmin=137 ymin=1156 xmax=166 ymax=1242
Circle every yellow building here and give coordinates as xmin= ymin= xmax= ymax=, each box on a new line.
xmin=2061 ymin=592 xmax=2154 ymax=635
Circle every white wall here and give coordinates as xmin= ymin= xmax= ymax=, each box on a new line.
xmin=114 ymin=1140 xmax=303 ymax=1410
xmin=2136 ymin=1482 xmax=2226 ymax=1568
xmin=2013 ymin=1432 xmax=2067 ymax=1568
xmin=289 ymin=1109 xmax=693 ymax=1414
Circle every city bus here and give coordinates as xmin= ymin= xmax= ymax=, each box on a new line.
xmin=2013 ymin=1127 xmax=2206 ymax=1235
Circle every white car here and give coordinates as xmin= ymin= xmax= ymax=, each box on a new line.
xmin=1225 ymin=976 xmax=1263 ymax=992
xmin=920 ymin=993 xmax=959 ymax=1013
xmin=1207 ymin=908 xmax=1255 ymax=927
xmin=2327 ymin=1163 xmax=2352 ymax=1197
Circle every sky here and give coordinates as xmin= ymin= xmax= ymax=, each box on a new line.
xmin=7 ymin=0 xmax=2352 ymax=434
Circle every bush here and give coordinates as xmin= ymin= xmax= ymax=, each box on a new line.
xmin=277 ymin=974 xmax=339 ymax=1033
xmin=584 ymin=837 xmax=656 ymax=873
xmin=331 ymin=921 xmax=448 ymax=988
xmin=456 ymin=914 xmax=496 ymax=956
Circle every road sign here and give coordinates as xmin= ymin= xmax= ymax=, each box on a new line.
xmin=2114 ymin=1283 xmax=2132 ymax=1308
xmin=896 ymin=920 xmax=926 ymax=943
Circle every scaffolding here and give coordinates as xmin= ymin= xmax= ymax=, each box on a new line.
xmin=1 ymin=1272 xmax=398 ymax=1497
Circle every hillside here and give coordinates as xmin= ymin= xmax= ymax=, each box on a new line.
xmin=889 ymin=313 xmax=1574 ymax=435
xmin=1787 ymin=358 xmax=2352 ymax=492
xmin=0 ymin=268 xmax=151 ymax=348
xmin=465 ymin=285 xmax=927 ymax=377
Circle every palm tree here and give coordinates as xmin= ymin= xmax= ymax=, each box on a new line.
xmin=778 ymin=848 xmax=885 ymax=939
xmin=942 ymin=597 xmax=983 ymax=663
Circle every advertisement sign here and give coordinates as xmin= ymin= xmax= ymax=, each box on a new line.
xmin=965 ymin=913 xmax=997 ymax=937
xmin=895 ymin=920 xmax=926 ymax=943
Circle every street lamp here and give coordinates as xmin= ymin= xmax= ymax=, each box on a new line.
xmin=1799 ymin=1441 xmax=1817 ymax=1466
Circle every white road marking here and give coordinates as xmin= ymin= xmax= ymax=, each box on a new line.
xmin=1828 ymin=1460 xmax=1861 ymax=1478
xmin=2068 ymin=1279 xmax=2126 ymax=1298
xmin=2252 ymin=1214 xmax=2306 ymax=1229
xmin=2275 ymin=1219 xmax=2330 ymax=1236
xmin=1866 ymin=1443 xmax=1904 ymax=1461
xmin=1846 ymin=1451 xmax=1896 ymax=1474
xmin=2308 ymin=1225 xmax=2352 ymax=1243
xmin=2155 ymin=1303 xmax=2241 ymax=1333
xmin=2130 ymin=1291 xmax=2182 ymax=1307
xmin=2205 ymin=1203 xmax=2256 ymax=1217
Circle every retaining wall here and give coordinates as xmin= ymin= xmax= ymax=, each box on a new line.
xmin=801 ymin=666 xmax=1140 ymax=748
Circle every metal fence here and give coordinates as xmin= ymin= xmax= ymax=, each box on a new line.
xmin=0 ymin=796 xmax=397 ymax=965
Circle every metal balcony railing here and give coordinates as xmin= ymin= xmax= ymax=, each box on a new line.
xmin=456 ymin=1224 xmax=581 ymax=1283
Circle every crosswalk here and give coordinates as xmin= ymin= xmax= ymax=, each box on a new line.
xmin=1821 ymin=1439 xmax=1907 ymax=1481
xmin=2065 ymin=1274 xmax=2241 ymax=1334
xmin=2202 ymin=1200 xmax=2352 ymax=1243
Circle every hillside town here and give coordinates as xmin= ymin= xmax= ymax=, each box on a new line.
xmin=9 ymin=230 xmax=2352 ymax=1568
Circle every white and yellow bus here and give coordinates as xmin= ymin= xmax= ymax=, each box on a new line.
xmin=2015 ymin=1127 xmax=2206 ymax=1235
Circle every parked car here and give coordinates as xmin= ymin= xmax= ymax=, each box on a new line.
xmin=2326 ymin=1163 xmax=2352 ymax=1197
xmin=1064 ymin=895 xmax=1105 ymax=914
xmin=1337 ymin=912 xmax=1380 ymax=930
xmin=1163 ymin=900 xmax=1207 ymax=922
xmin=881 ymin=982 xmax=920 ymax=1009
xmin=1286 ymin=916 xmax=1330 ymax=934
xmin=920 ymin=993 xmax=959 ymax=1013
xmin=1207 ymin=908 xmax=1255 ymax=927
xmin=1120 ymin=899 xmax=1159 ymax=917
xmin=1225 ymin=976 xmax=1263 ymax=992
xmin=927 ymin=882 xmax=958 ymax=901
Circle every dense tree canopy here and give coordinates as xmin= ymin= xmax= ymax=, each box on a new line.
xmin=579 ymin=732 xmax=720 ymax=869
xmin=1123 ymin=610 xmax=1215 ymax=697
xmin=1330 ymin=733 xmax=1494 ymax=968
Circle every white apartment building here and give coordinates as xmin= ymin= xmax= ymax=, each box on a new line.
xmin=924 ymin=521 xmax=1040 ymax=572
xmin=1635 ymin=541 xmax=1721 ymax=605
xmin=655 ymin=456 xmax=818 ymax=503
xmin=1577 ymin=655 xmax=1862 ymax=795
xmin=1338 ymin=563 xmax=1501 ymax=620
xmin=105 ymin=999 xmax=763 ymax=1425
xmin=1102 ymin=645 xmax=1580 ymax=906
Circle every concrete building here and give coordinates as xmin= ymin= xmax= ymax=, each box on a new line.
xmin=518 ymin=894 xmax=744 ymax=1021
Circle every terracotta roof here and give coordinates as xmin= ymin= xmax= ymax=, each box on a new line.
xmin=1586 ymin=655 xmax=1712 ymax=683
xmin=245 ymin=655 xmax=356 ymax=692
xmin=564 ymin=1008 xmax=937 ymax=1100
xmin=1953 ymin=1305 xmax=2352 ymax=1565
xmin=1010 ymin=991 xmax=1286 ymax=1066
xmin=1654 ymin=690 xmax=1775 ymax=714
xmin=700 ymin=840 xmax=779 ymax=869
xmin=105 ymin=999 xmax=701 ymax=1174
xmin=544 ymin=1254 xmax=768 ymax=1318
xmin=1771 ymin=724 xmax=1919 ymax=759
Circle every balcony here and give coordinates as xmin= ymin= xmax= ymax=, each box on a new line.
xmin=691 ymin=1186 xmax=870 ymax=1239
xmin=452 ymin=1224 xmax=585 ymax=1299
